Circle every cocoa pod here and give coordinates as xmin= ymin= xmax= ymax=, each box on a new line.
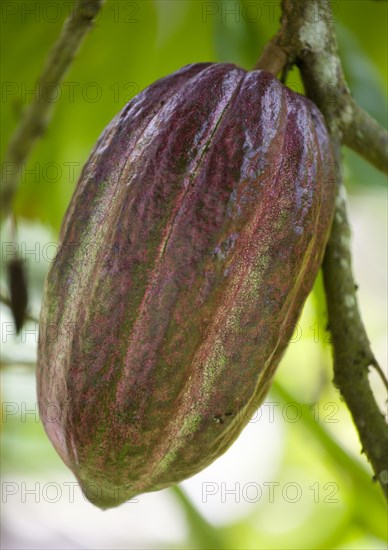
xmin=37 ymin=63 xmax=336 ymax=509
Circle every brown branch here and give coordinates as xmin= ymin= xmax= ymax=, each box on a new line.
xmin=342 ymin=98 xmax=388 ymax=173
xmin=323 ymin=157 xmax=388 ymax=494
xmin=1 ymin=0 xmax=105 ymax=221
xmin=258 ymin=0 xmax=388 ymax=498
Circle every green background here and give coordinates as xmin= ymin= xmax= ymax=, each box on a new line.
xmin=1 ymin=1 xmax=387 ymax=548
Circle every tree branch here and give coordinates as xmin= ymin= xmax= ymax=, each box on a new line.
xmin=258 ymin=0 xmax=388 ymax=497
xmin=323 ymin=150 xmax=388 ymax=495
xmin=1 ymin=0 xmax=105 ymax=221
xmin=342 ymin=98 xmax=388 ymax=173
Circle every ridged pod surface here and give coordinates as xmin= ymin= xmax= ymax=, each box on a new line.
xmin=37 ymin=63 xmax=336 ymax=509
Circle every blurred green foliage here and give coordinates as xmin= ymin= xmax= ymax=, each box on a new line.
xmin=1 ymin=1 xmax=387 ymax=549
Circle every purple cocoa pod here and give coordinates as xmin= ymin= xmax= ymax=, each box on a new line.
xmin=37 ymin=63 xmax=336 ymax=509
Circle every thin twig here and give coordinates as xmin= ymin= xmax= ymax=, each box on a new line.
xmin=0 ymin=360 xmax=37 ymax=369
xmin=0 ymin=293 xmax=39 ymax=324
xmin=1 ymin=0 xmax=105 ymax=220
xmin=370 ymin=359 xmax=388 ymax=394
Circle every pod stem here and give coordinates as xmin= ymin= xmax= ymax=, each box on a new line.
xmin=254 ymin=41 xmax=288 ymax=76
